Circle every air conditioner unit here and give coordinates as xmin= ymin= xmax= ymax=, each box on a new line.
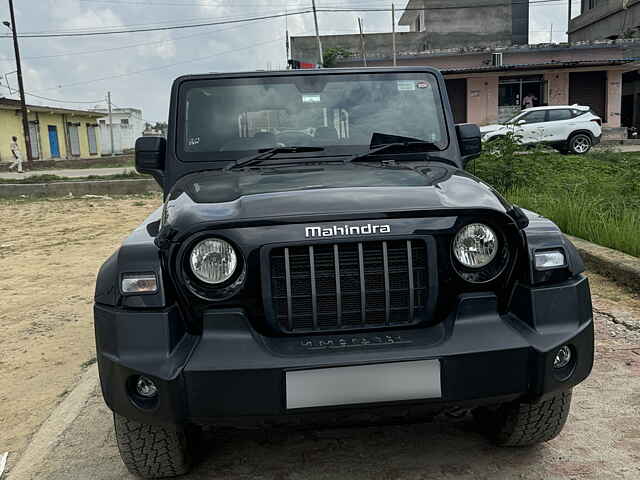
xmin=492 ymin=52 xmax=503 ymax=66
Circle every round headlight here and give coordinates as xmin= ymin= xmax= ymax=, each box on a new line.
xmin=189 ymin=238 xmax=238 ymax=284
xmin=453 ymin=223 xmax=498 ymax=269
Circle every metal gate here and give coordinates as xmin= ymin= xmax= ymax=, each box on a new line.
xmin=68 ymin=124 xmax=80 ymax=156
xmin=87 ymin=125 xmax=98 ymax=155
xmin=28 ymin=122 xmax=40 ymax=159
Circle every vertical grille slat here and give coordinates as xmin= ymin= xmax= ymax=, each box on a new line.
xmin=309 ymin=245 xmax=318 ymax=330
xmin=358 ymin=242 xmax=366 ymax=325
xmin=284 ymin=247 xmax=293 ymax=331
xmin=407 ymin=240 xmax=414 ymax=320
xmin=382 ymin=241 xmax=391 ymax=325
xmin=333 ymin=244 xmax=342 ymax=328
xmin=269 ymin=239 xmax=428 ymax=333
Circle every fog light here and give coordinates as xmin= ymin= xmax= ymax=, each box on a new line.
xmin=135 ymin=376 xmax=158 ymax=398
xmin=553 ymin=346 xmax=572 ymax=370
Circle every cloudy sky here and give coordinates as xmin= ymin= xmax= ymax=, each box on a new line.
xmin=0 ymin=0 xmax=578 ymax=122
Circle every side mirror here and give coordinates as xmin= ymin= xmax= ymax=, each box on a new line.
xmin=455 ymin=123 xmax=481 ymax=163
xmin=135 ymin=136 xmax=165 ymax=187
xmin=516 ymin=119 xmax=526 ymax=125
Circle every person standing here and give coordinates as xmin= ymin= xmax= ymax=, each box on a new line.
xmin=522 ymin=93 xmax=538 ymax=109
xmin=8 ymin=135 xmax=23 ymax=173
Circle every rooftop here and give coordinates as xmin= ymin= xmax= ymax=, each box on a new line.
xmin=0 ymin=97 xmax=103 ymax=117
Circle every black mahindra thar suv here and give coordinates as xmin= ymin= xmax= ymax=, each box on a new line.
xmin=94 ymin=67 xmax=594 ymax=478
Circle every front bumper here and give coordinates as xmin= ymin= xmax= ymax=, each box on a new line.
xmin=95 ymin=276 xmax=593 ymax=426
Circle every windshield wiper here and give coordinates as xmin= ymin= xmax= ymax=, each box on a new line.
xmin=346 ymin=132 xmax=439 ymax=163
xmin=348 ymin=141 xmax=437 ymax=163
xmin=227 ymin=146 xmax=324 ymax=171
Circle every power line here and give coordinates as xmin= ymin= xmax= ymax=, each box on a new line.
xmin=25 ymin=92 xmax=106 ymax=104
xmin=38 ymin=36 xmax=284 ymax=91
xmin=0 ymin=10 xmax=312 ymax=38
xmin=11 ymin=22 xmax=253 ymax=62
xmin=78 ymin=0 xmax=290 ymax=7
xmin=0 ymin=84 xmax=106 ymax=105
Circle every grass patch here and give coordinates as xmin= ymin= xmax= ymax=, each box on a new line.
xmin=468 ymin=140 xmax=640 ymax=257
xmin=0 ymin=170 xmax=147 ymax=184
xmin=26 ymin=156 xmax=134 ymax=170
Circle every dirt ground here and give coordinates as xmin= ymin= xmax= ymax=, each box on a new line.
xmin=0 ymin=194 xmax=162 ymax=467
xmin=1 ymin=195 xmax=639 ymax=478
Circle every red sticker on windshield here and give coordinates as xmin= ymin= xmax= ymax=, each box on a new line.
xmin=416 ymin=81 xmax=429 ymax=89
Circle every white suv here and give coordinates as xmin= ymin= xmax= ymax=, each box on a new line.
xmin=480 ymin=105 xmax=602 ymax=154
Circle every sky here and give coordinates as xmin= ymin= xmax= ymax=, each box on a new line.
xmin=0 ymin=0 xmax=580 ymax=122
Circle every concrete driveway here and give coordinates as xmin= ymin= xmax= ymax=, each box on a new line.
xmin=8 ymin=306 xmax=640 ymax=480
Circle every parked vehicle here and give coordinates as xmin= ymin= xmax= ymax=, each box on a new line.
xmin=480 ymin=105 xmax=602 ymax=154
xmin=94 ymin=67 xmax=594 ymax=478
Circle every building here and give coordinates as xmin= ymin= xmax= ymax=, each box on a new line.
xmin=399 ymin=0 xmax=528 ymax=47
xmin=0 ymin=98 xmax=103 ymax=162
xmin=91 ymin=107 xmax=145 ymax=155
xmin=294 ymin=0 xmax=529 ymax=65
xmin=569 ymin=0 xmax=640 ymax=42
xmin=569 ymin=1 xmax=640 ymax=130
xmin=291 ymin=1 xmax=640 ymax=137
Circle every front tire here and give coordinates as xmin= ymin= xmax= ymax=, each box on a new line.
xmin=114 ymin=413 xmax=196 ymax=478
xmin=568 ymin=133 xmax=592 ymax=155
xmin=474 ymin=390 xmax=572 ymax=446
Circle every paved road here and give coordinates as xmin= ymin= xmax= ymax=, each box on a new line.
xmin=9 ymin=297 xmax=640 ymax=480
xmin=0 ymin=167 xmax=134 ymax=179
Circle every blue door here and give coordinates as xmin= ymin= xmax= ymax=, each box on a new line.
xmin=48 ymin=126 xmax=60 ymax=158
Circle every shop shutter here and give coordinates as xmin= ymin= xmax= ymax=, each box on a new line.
xmin=445 ymin=79 xmax=467 ymax=124
xmin=569 ymin=71 xmax=607 ymax=122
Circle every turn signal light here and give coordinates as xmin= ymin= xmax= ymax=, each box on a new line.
xmin=121 ymin=273 xmax=158 ymax=294
xmin=534 ymin=251 xmax=566 ymax=270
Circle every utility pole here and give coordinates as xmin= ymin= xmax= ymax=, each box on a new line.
xmin=567 ymin=0 xmax=572 ymax=41
xmin=107 ymin=91 xmax=115 ymax=156
xmin=392 ymin=3 xmax=397 ymax=67
xmin=311 ymin=0 xmax=323 ymax=67
xmin=550 ymin=23 xmax=553 ymax=43
xmin=358 ymin=17 xmax=367 ymax=67
xmin=285 ymin=6 xmax=290 ymax=68
xmin=7 ymin=0 xmax=32 ymax=166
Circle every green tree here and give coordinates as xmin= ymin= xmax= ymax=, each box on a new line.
xmin=322 ymin=47 xmax=351 ymax=68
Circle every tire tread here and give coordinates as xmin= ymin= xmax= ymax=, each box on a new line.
xmin=114 ymin=413 xmax=191 ymax=479
xmin=475 ymin=390 xmax=572 ymax=447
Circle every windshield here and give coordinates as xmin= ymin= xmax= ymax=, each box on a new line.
xmin=504 ymin=111 xmax=526 ymax=124
xmin=177 ymin=72 xmax=447 ymax=161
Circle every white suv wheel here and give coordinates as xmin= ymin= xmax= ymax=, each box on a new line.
xmin=570 ymin=134 xmax=592 ymax=155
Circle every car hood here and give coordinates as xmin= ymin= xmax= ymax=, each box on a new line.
xmin=161 ymin=163 xmax=510 ymax=236
xmin=479 ymin=124 xmax=506 ymax=134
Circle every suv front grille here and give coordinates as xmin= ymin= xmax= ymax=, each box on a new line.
xmin=268 ymin=240 xmax=427 ymax=333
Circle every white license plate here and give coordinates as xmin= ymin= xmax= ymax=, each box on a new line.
xmin=285 ymin=359 xmax=441 ymax=409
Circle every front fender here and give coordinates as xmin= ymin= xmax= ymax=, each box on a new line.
xmin=94 ymin=207 xmax=167 ymax=309
xmin=521 ymin=209 xmax=584 ymax=285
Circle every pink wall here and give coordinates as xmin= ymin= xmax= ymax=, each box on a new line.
xmin=463 ymin=68 xmax=624 ymax=126
xmin=467 ymin=77 xmax=498 ymax=124
xmin=544 ymin=72 xmax=569 ymax=105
